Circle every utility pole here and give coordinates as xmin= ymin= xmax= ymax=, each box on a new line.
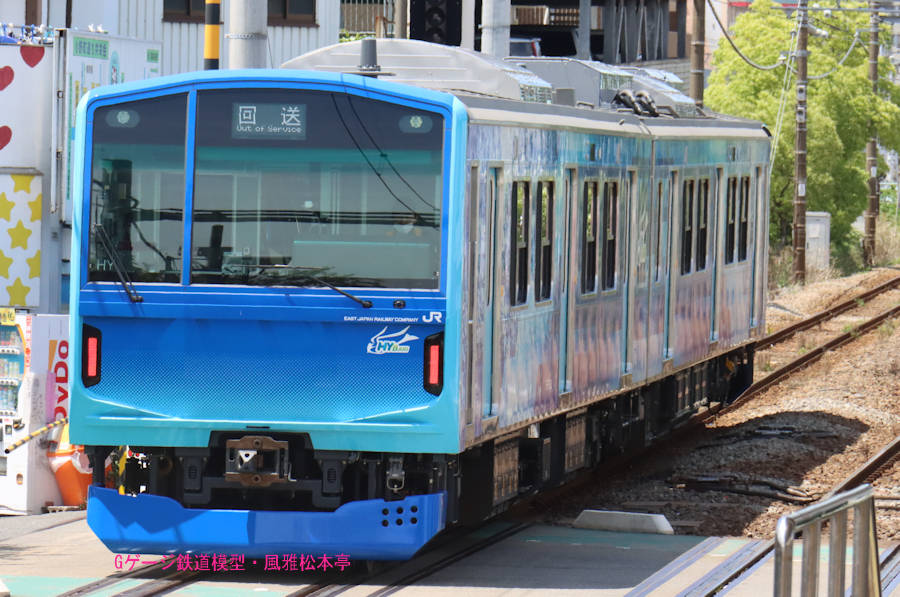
xmin=863 ymin=2 xmax=880 ymax=267
xmin=793 ymin=0 xmax=808 ymax=283
xmin=689 ymin=0 xmax=705 ymax=105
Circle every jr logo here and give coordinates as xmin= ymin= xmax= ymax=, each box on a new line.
xmin=422 ymin=311 xmax=443 ymax=323
xmin=367 ymin=326 xmax=420 ymax=355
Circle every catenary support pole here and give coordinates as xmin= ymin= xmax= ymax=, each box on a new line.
xmin=227 ymin=0 xmax=268 ymax=69
xmin=482 ymin=0 xmax=511 ymax=57
xmin=864 ymin=2 xmax=880 ymax=267
xmin=689 ymin=0 xmax=705 ymax=105
xmin=396 ymin=0 xmax=408 ymax=39
xmin=577 ymin=0 xmax=591 ymax=59
xmin=461 ymin=0 xmax=475 ymax=48
xmin=793 ymin=0 xmax=808 ymax=283
xmin=204 ymin=0 xmax=221 ymax=70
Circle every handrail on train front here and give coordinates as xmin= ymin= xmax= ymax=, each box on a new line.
xmin=774 ymin=484 xmax=881 ymax=597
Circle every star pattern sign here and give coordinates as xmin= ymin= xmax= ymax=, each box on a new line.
xmin=0 ymin=175 xmax=41 ymax=306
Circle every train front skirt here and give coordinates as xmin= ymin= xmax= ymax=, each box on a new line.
xmin=87 ymin=486 xmax=446 ymax=560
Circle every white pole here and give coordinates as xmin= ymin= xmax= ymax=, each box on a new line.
xmin=481 ymin=0 xmax=510 ymax=57
xmin=576 ymin=0 xmax=590 ymax=59
xmin=461 ymin=0 xmax=475 ymax=49
xmin=227 ymin=0 xmax=268 ymax=69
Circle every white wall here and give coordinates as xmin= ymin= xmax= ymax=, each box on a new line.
xmin=108 ymin=0 xmax=339 ymax=74
xmin=0 ymin=4 xmax=25 ymax=25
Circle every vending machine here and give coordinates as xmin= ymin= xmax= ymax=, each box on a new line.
xmin=0 ymin=311 xmax=68 ymax=514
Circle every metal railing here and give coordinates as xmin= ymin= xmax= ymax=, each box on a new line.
xmin=774 ymin=484 xmax=881 ymax=596
xmin=341 ymin=0 xmax=396 ymax=37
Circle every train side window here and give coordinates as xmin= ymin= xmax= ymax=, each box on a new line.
xmin=535 ymin=181 xmax=553 ymax=302
xmin=601 ymin=181 xmax=618 ymax=290
xmin=581 ymin=181 xmax=598 ymax=293
xmin=510 ymin=181 xmax=530 ymax=306
xmin=725 ymin=177 xmax=737 ymax=264
xmin=696 ymin=179 xmax=709 ymax=271
xmin=738 ymin=176 xmax=750 ymax=261
xmin=680 ymin=179 xmax=694 ymax=275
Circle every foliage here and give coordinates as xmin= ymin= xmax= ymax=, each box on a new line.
xmin=339 ymin=29 xmax=370 ymax=43
xmin=705 ymin=0 xmax=900 ymax=250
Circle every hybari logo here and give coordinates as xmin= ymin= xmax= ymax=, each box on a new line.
xmin=367 ymin=326 xmax=419 ymax=355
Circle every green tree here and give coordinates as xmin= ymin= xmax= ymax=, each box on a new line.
xmin=705 ymin=0 xmax=900 ymax=249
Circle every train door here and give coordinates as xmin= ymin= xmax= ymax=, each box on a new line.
xmin=647 ymin=174 xmax=670 ymax=377
xmin=664 ymin=170 xmax=678 ymax=361
xmin=485 ymin=167 xmax=501 ymax=418
xmin=559 ymin=168 xmax=577 ymax=394
xmin=624 ymin=169 xmax=650 ymax=381
xmin=711 ymin=168 xmax=724 ymax=343
xmin=465 ymin=165 xmax=478 ymax=427
xmin=749 ymin=166 xmax=762 ymax=330
xmin=752 ymin=165 xmax=767 ymax=331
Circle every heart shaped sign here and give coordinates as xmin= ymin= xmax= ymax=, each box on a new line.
xmin=20 ymin=46 xmax=44 ymax=68
xmin=0 ymin=127 xmax=11 ymax=151
xmin=0 ymin=66 xmax=12 ymax=91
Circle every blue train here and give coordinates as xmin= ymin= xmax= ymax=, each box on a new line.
xmin=70 ymin=40 xmax=770 ymax=560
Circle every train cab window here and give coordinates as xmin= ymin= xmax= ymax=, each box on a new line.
xmin=601 ymin=181 xmax=618 ymax=290
xmin=189 ymin=88 xmax=444 ymax=289
xmin=535 ymin=181 xmax=553 ymax=302
xmin=680 ymin=179 xmax=694 ymax=275
xmin=738 ymin=176 xmax=750 ymax=261
xmin=510 ymin=181 xmax=530 ymax=306
xmin=88 ymin=94 xmax=187 ymax=283
xmin=696 ymin=179 xmax=709 ymax=271
xmin=725 ymin=177 xmax=738 ymax=265
xmin=581 ymin=181 xmax=598 ymax=293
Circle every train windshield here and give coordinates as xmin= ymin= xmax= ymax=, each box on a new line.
xmin=88 ymin=88 xmax=445 ymax=290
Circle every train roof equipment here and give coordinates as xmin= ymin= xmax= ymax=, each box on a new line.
xmin=281 ymin=39 xmax=703 ymax=118
xmin=281 ymin=38 xmax=554 ymax=104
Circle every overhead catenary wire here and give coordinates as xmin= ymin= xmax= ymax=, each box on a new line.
xmin=706 ymin=0 xmax=785 ymax=70
xmin=770 ymin=8 xmax=802 ymax=171
xmin=789 ymin=30 xmax=863 ymax=79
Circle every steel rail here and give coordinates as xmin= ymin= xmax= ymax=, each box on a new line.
xmin=55 ymin=560 xmax=170 ymax=597
xmin=707 ymin=300 xmax=900 ymax=422
xmin=755 ymin=273 xmax=900 ymax=351
xmin=828 ymin=434 xmax=900 ymax=498
xmin=680 ymin=301 xmax=900 ymax=595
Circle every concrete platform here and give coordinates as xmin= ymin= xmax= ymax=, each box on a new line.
xmin=1 ymin=512 xmax=893 ymax=596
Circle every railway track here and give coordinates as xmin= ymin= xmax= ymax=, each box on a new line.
xmin=51 ymin=520 xmax=534 ymax=596
xmin=704 ymin=273 xmax=900 ymax=423
xmin=51 ymin=277 xmax=900 ymax=596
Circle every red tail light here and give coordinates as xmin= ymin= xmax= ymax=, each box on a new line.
xmin=423 ymin=332 xmax=443 ymax=395
xmin=82 ymin=324 xmax=102 ymax=387
xmin=87 ymin=337 xmax=98 ymax=377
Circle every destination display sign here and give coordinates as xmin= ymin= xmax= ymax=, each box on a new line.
xmin=232 ymin=102 xmax=307 ymax=140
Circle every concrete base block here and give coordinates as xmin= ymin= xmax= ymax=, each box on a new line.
xmin=0 ymin=577 xmax=9 ymax=597
xmin=573 ymin=509 xmax=675 ymax=535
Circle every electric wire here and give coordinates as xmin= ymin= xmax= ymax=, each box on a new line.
xmin=706 ymin=0 xmax=785 ymax=70
xmin=788 ymin=31 xmax=863 ymax=79
xmin=345 ymin=95 xmax=438 ymax=212
xmin=329 ymin=94 xmax=420 ymax=217
xmin=770 ymin=8 xmax=802 ymax=172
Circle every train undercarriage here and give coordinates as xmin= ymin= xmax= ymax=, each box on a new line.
xmin=88 ymin=345 xmax=753 ymax=530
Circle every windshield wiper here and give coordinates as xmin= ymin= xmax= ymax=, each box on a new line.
xmin=247 ymin=264 xmax=372 ymax=308
xmin=92 ymin=225 xmax=143 ymax=303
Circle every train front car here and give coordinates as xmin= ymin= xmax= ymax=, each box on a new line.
xmin=69 ymin=70 xmax=468 ymax=560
